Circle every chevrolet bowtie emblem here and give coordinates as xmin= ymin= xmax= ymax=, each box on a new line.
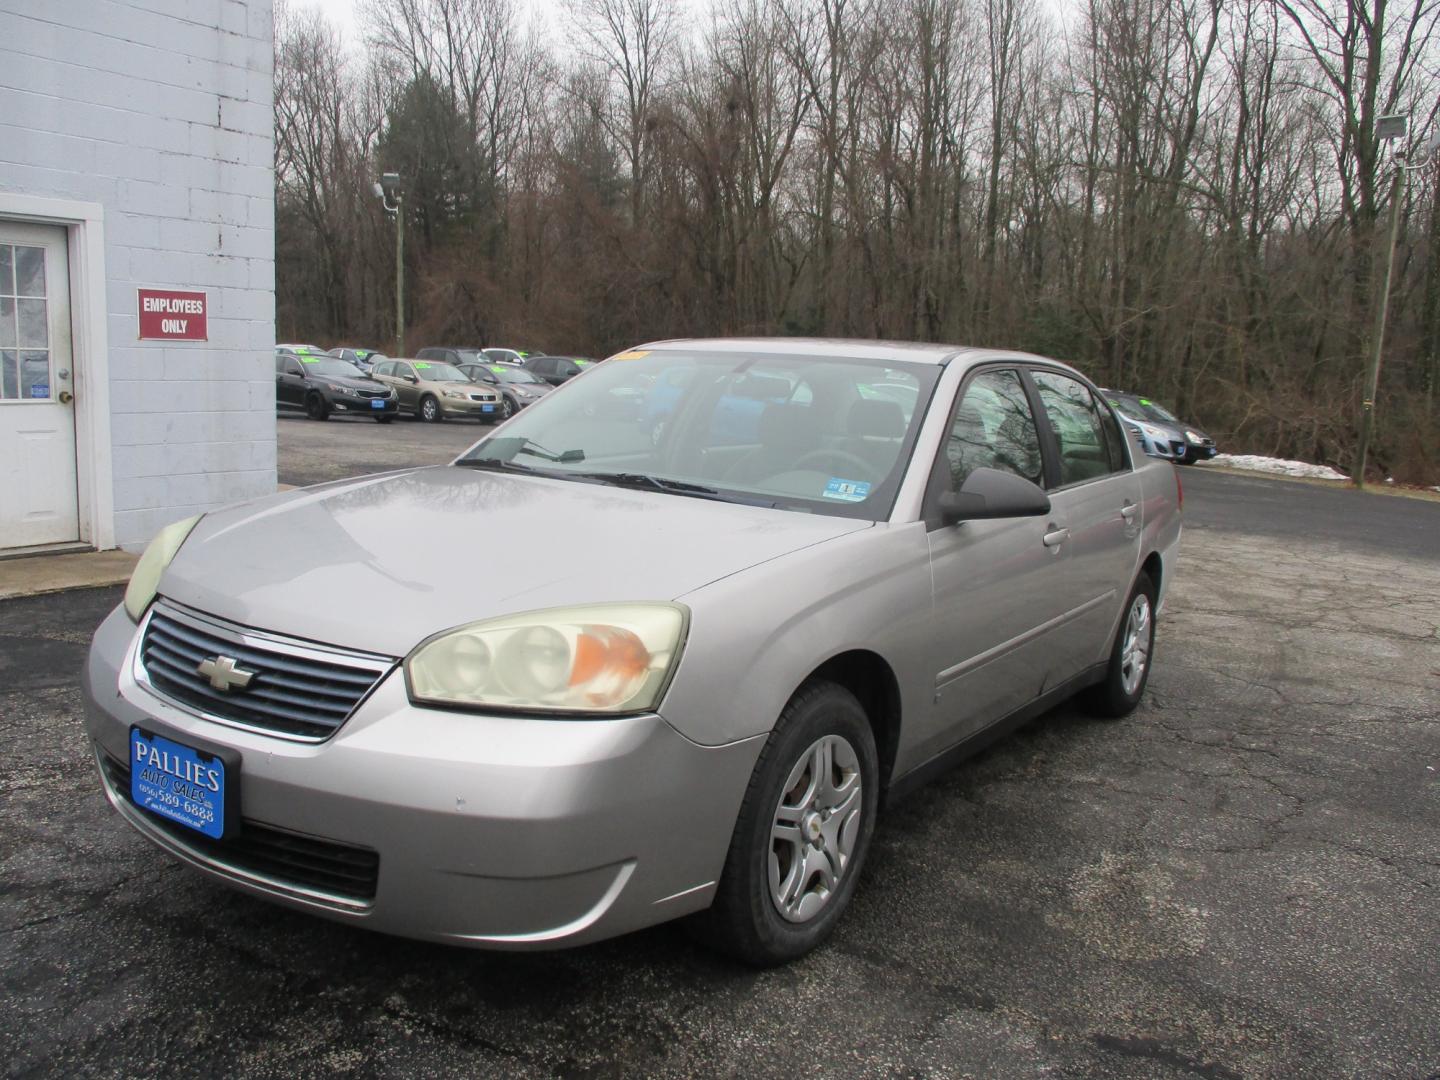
xmin=196 ymin=655 xmax=256 ymax=693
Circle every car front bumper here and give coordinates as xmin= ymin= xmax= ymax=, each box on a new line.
xmin=437 ymin=396 xmax=501 ymax=418
xmin=82 ymin=603 xmax=762 ymax=949
xmin=327 ymin=394 xmax=397 ymax=416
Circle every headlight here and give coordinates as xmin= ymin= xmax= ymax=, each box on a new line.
xmin=1185 ymin=429 xmax=1202 ymax=444
xmin=338 ymin=385 xmax=359 ymax=397
xmin=406 ymin=603 xmax=688 ymax=714
xmin=123 ymin=514 xmax=202 ymax=622
xmin=443 ymin=389 xmax=466 ymax=400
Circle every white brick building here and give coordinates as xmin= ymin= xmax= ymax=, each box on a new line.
xmin=0 ymin=0 xmax=275 ymax=553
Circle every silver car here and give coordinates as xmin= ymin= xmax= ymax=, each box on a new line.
xmin=84 ymin=339 xmax=1181 ymax=965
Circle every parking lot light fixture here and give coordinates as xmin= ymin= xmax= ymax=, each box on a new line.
xmin=375 ymin=173 xmax=405 ymax=359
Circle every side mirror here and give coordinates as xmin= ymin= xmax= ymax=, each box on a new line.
xmin=403 ymin=374 xmax=418 ymax=384
xmin=939 ymin=467 xmax=1050 ymax=524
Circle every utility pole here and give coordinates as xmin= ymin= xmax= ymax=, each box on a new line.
xmin=1356 ymin=161 xmax=1404 ymax=489
xmin=375 ymin=173 xmax=405 ymax=358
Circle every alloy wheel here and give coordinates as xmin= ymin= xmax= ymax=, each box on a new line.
xmin=768 ymin=734 xmax=863 ymax=923
xmin=1119 ymin=593 xmax=1152 ymax=696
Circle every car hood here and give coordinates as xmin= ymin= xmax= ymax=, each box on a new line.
xmin=313 ymin=373 xmax=387 ymax=392
xmin=158 ymin=466 xmax=871 ymax=657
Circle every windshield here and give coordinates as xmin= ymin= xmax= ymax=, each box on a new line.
xmin=300 ymin=357 xmax=365 ymax=378
xmin=492 ymin=366 xmax=545 ymax=384
xmin=455 ymin=350 xmax=940 ymax=520
xmin=412 ymin=361 xmax=468 ymax=382
xmin=1109 ymin=393 xmax=1178 ymax=425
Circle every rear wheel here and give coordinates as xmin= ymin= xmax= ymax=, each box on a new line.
xmin=420 ymin=395 xmax=442 ymax=422
xmin=304 ymin=393 xmax=329 ymax=421
xmin=690 ymin=680 xmax=878 ymax=966
xmin=1082 ymin=571 xmax=1156 ymax=718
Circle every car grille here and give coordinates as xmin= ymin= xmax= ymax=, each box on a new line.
xmin=138 ymin=604 xmax=395 ymax=741
xmin=469 ymin=392 xmax=497 ymax=402
xmin=357 ymin=389 xmax=388 ymax=399
xmin=100 ymin=750 xmax=379 ymax=903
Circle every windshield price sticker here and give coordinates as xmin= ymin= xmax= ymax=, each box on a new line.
xmin=823 ymin=478 xmax=871 ymax=503
xmin=301 ymin=357 xmax=319 ymax=363
xmin=609 ymin=350 xmax=649 ymax=361
xmin=415 ymin=362 xmax=431 ymax=369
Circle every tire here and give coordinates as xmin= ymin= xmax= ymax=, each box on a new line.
xmin=500 ymin=397 xmax=514 ymax=420
xmin=304 ymin=393 xmax=329 ymax=421
xmin=374 ymin=415 xmax=393 ymax=424
xmin=689 ymin=680 xmax=879 ymax=966
xmin=420 ymin=395 xmax=442 ymax=422
xmin=1082 ymin=571 xmax=1157 ymax=718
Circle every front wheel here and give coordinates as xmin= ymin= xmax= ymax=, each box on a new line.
xmin=1082 ymin=571 xmax=1157 ymax=718
xmin=304 ymin=393 xmax=329 ymax=421
xmin=420 ymin=395 xmax=442 ymax=422
xmin=690 ymin=680 xmax=878 ymax=966
xmin=500 ymin=398 xmax=515 ymax=420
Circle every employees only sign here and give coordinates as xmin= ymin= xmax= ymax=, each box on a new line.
xmin=138 ymin=289 xmax=208 ymax=341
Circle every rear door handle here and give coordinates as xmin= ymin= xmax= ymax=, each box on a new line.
xmin=1120 ymin=502 xmax=1137 ymax=522
xmin=1043 ymin=527 xmax=1070 ymax=548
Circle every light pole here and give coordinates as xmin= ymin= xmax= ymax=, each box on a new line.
xmin=1355 ymin=117 xmax=1440 ymax=488
xmin=374 ymin=173 xmax=405 ymax=358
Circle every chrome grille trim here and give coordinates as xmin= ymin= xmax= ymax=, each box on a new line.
xmin=134 ymin=601 xmax=397 ymax=743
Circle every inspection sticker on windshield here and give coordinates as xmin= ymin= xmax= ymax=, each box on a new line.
xmin=823 ymin=478 xmax=871 ymax=503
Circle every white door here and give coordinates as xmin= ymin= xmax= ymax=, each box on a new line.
xmin=0 ymin=221 xmax=78 ymax=550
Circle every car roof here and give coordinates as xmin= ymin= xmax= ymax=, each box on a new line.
xmin=631 ymin=337 xmax=1087 ymax=375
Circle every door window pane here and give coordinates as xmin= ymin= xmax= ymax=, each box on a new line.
xmin=17 ymin=298 xmax=47 ymax=347
xmin=14 ymin=246 xmax=46 ymax=296
xmin=0 ymin=246 xmax=12 ymax=295
xmin=944 ymin=370 xmax=1043 ymax=489
xmin=1031 ymin=371 xmax=1117 ymax=486
xmin=0 ymin=298 xmax=13 ymax=348
xmin=0 ymin=350 xmax=15 ymax=398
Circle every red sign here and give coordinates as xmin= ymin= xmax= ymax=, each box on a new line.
xmin=138 ymin=289 xmax=208 ymax=341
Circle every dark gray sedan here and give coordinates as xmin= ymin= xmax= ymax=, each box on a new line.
xmin=87 ymin=339 xmax=1181 ymax=965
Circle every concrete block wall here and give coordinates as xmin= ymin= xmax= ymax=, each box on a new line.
xmin=0 ymin=0 xmax=275 ymax=549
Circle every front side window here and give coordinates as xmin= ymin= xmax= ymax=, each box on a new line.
xmin=943 ymin=370 xmax=1043 ymax=490
xmin=1031 ymin=371 xmax=1125 ymax=486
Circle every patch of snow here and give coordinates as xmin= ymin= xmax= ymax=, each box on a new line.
xmin=1201 ymin=454 xmax=1349 ymax=481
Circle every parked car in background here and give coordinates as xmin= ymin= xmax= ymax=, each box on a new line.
xmin=275 ymin=348 xmax=397 ymax=422
xmin=1101 ymin=390 xmax=1217 ymax=464
xmin=369 ymin=358 xmax=502 ymax=422
xmin=329 ymin=347 xmax=386 ymax=372
xmin=455 ymin=362 xmax=553 ymax=418
xmin=277 ymin=342 xmax=324 ymax=354
xmin=483 ymin=347 xmax=542 ymax=366
xmin=89 ymin=338 xmax=1180 ymax=966
xmin=525 ymin=355 xmax=599 ymax=386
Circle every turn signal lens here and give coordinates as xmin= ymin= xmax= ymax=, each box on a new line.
xmin=405 ymin=604 xmax=688 ymax=714
xmin=123 ymin=514 xmax=203 ymax=622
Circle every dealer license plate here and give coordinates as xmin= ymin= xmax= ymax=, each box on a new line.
xmin=482 ymin=404 xmax=495 ymax=412
xmin=130 ymin=728 xmax=228 ymax=839
xmin=370 ymin=398 xmax=386 ymax=409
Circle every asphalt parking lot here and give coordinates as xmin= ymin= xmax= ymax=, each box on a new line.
xmin=3 ymin=421 xmax=1438 ymax=1078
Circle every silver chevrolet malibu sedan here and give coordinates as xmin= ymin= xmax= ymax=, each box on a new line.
xmin=84 ymin=339 xmax=1181 ymax=965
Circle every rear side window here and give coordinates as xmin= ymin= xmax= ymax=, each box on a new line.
xmin=944 ymin=370 xmax=1043 ymax=489
xmin=1031 ymin=371 xmax=1124 ymax=486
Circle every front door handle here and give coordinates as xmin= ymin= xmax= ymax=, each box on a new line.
xmin=1120 ymin=501 xmax=1137 ymax=522
xmin=1043 ymin=527 xmax=1070 ymax=548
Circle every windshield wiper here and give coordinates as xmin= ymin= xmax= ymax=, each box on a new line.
xmin=566 ymin=471 xmax=774 ymax=506
xmin=454 ymin=458 xmax=543 ymax=474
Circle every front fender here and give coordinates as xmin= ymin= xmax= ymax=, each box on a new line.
xmin=661 ymin=523 xmax=933 ymax=747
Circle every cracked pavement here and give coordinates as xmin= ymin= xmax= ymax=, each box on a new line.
xmin=2 ymin=449 xmax=1438 ymax=1078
